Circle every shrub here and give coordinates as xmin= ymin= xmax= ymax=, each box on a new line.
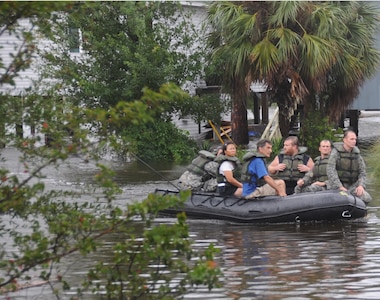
xmin=299 ymin=111 xmax=343 ymax=158
xmin=122 ymin=120 xmax=198 ymax=162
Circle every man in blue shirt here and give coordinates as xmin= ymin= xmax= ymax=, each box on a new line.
xmin=242 ymin=139 xmax=287 ymax=199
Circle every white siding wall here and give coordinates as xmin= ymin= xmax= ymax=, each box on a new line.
xmin=0 ymin=19 xmax=38 ymax=95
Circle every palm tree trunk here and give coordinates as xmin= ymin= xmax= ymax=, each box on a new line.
xmin=278 ymin=109 xmax=290 ymax=138
xmin=231 ymin=97 xmax=249 ymax=145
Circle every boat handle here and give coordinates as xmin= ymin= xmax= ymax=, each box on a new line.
xmin=342 ymin=210 xmax=352 ymax=218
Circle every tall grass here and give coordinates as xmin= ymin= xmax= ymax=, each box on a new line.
xmin=365 ymin=140 xmax=380 ymax=187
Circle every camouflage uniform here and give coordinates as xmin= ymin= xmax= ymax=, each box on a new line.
xmin=178 ymin=152 xmax=220 ymax=192
xmin=202 ymin=161 xmax=219 ymax=192
xmin=327 ymin=143 xmax=372 ymax=203
xmin=294 ymin=171 xmax=326 ymax=193
xmin=294 ymin=155 xmax=329 ymax=194
xmin=177 ymin=170 xmax=203 ymax=191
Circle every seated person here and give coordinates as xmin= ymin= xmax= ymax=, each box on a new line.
xmin=327 ymin=130 xmax=372 ymax=203
xmin=295 ymin=139 xmax=332 ymax=193
xmin=268 ymin=136 xmax=314 ymax=195
xmin=215 ymin=141 xmax=243 ymax=197
xmin=242 ymin=139 xmax=286 ymax=199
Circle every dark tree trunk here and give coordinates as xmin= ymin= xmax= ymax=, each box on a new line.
xmin=348 ymin=109 xmax=359 ymax=136
xmin=273 ymin=81 xmax=294 ymax=139
xmin=231 ymin=97 xmax=249 ymax=145
xmin=16 ymin=123 xmax=23 ymax=139
xmin=253 ymin=93 xmax=260 ymax=124
xmin=261 ymin=93 xmax=269 ymax=124
xmin=278 ymin=108 xmax=290 ymax=138
xmin=0 ymin=121 xmax=5 ymax=148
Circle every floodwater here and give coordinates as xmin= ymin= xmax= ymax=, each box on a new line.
xmin=3 ymin=145 xmax=380 ymax=300
xmin=3 ymin=109 xmax=380 ymax=299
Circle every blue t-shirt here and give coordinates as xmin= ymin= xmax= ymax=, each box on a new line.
xmin=242 ymin=158 xmax=268 ymax=197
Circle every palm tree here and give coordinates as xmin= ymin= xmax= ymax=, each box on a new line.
xmin=207 ymin=2 xmax=262 ymax=145
xmin=206 ymin=1 xmax=380 ymax=143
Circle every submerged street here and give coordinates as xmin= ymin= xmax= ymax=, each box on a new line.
xmin=1 ymin=111 xmax=380 ymax=299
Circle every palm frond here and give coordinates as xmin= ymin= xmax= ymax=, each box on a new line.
xmin=269 ymin=1 xmax=305 ymax=26
xmin=214 ymin=41 xmax=251 ymax=79
xmin=234 ymin=12 xmax=258 ymax=40
xmin=334 ymin=53 xmax=366 ymax=88
xmin=299 ymin=33 xmax=336 ymax=78
xmin=208 ymin=1 xmax=244 ymax=31
xmin=250 ymin=39 xmax=280 ymax=78
xmin=267 ymin=27 xmax=301 ymax=59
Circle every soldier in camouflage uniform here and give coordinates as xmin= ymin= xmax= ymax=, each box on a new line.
xmin=327 ymin=130 xmax=372 ymax=204
xmin=295 ymin=140 xmax=332 ymax=194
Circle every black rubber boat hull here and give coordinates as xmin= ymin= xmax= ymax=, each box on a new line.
xmin=155 ymin=189 xmax=367 ymax=224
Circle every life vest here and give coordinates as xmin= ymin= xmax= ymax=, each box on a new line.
xmin=333 ymin=142 xmax=360 ymax=186
xmin=241 ymin=151 xmax=267 ymax=187
xmin=215 ymin=154 xmax=241 ymax=185
xmin=187 ymin=150 xmax=216 ymax=176
xmin=277 ymin=146 xmax=310 ymax=181
xmin=312 ymin=155 xmax=329 ymax=182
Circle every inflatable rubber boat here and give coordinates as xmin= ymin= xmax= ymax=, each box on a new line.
xmin=155 ymin=189 xmax=367 ymax=224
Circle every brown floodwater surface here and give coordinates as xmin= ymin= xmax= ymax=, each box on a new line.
xmin=2 ymin=147 xmax=380 ymax=299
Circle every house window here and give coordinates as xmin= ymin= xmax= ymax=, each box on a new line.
xmin=68 ymin=27 xmax=81 ymax=53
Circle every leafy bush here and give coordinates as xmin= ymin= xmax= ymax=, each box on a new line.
xmin=83 ymin=191 xmax=222 ymax=298
xmin=269 ymin=138 xmax=283 ymax=161
xmin=122 ymin=120 xmax=198 ymax=162
xmin=299 ymin=111 xmax=343 ymax=158
xmin=179 ymin=93 xmax=231 ymax=127
xmin=0 ymin=100 xmax=221 ymax=298
xmin=365 ymin=140 xmax=380 ymax=187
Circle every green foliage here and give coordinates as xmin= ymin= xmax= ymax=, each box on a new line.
xmin=34 ymin=1 xmax=206 ymax=162
xmin=82 ymin=192 xmax=221 ymax=299
xmin=121 ymin=120 xmax=198 ymax=163
xmin=0 ymin=3 xmax=223 ymax=299
xmin=235 ymin=145 xmax=246 ymax=161
xmin=198 ymin=139 xmax=223 ymax=153
xmin=269 ymin=138 xmax=283 ymax=161
xmin=203 ymin=50 xmax=229 ymax=86
xmin=299 ymin=110 xmax=343 ymax=158
xmin=42 ymin=1 xmax=204 ymax=108
xmin=0 ymin=98 xmax=221 ymax=298
xmin=365 ymin=141 xmax=380 ymax=187
xmin=179 ymin=93 xmax=231 ymax=126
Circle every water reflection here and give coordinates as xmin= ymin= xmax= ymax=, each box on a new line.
xmin=113 ymin=160 xmax=187 ymax=183
xmin=55 ymin=156 xmax=187 ymax=185
xmin=186 ymin=220 xmax=380 ymax=299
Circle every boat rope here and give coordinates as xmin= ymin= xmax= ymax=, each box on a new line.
xmin=222 ymin=197 xmax=248 ymax=207
xmin=197 ymin=195 xmax=247 ymax=208
xmin=130 ymin=152 xmax=181 ymax=191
